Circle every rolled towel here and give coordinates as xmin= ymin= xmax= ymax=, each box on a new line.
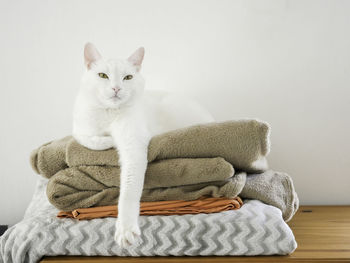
xmin=240 ymin=170 xmax=299 ymax=222
xmin=30 ymin=137 xmax=70 ymax=177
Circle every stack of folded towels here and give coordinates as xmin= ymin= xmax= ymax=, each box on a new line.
xmin=31 ymin=120 xmax=298 ymax=222
xmin=1 ymin=119 xmax=298 ymax=260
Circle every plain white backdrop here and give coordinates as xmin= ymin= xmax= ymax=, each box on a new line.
xmin=1 ymin=0 xmax=349 ymax=225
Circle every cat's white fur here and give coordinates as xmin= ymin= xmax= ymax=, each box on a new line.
xmin=73 ymin=43 xmax=214 ymax=248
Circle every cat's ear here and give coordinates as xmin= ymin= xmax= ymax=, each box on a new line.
xmin=84 ymin=43 xmax=102 ymax=69
xmin=128 ymin=47 xmax=145 ymax=71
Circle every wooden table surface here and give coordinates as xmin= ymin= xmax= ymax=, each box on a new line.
xmin=41 ymin=206 xmax=350 ymax=262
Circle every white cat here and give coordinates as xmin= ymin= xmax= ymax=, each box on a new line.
xmin=73 ymin=43 xmax=214 ymax=248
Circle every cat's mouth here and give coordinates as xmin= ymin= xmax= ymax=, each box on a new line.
xmin=110 ymin=94 xmax=121 ymax=100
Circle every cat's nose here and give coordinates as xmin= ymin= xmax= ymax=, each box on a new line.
xmin=112 ymin=87 xmax=120 ymax=93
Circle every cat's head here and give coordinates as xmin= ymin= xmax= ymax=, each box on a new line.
xmin=80 ymin=43 xmax=145 ymax=108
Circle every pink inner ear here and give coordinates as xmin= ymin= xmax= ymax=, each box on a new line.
xmin=128 ymin=47 xmax=145 ymax=68
xmin=84 ymin=43 xmax=102 ymax=69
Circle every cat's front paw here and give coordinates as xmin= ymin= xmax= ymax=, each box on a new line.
xmin=114 ymin=220 xmax=141 ymax=248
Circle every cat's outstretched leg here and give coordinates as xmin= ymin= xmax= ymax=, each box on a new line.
xmin=114 ymin=143 xmax=148 ymax=247
xmin=111 ymin=121 xmax=149 ymax=248
xmin=73 ymin=134 xmax=114 ymax=150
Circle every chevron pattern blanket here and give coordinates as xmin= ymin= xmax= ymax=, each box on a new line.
xmin=0 ymin=178 xmax=297 ymax=263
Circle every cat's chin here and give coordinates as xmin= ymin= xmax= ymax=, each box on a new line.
xmin=99 ymin=97 xmax=127 ymax=109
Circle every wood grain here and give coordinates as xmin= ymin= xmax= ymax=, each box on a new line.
xmin=41 ymin=206 xmax=350 ymax=262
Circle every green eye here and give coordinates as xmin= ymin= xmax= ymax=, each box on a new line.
xmin=123 ymin=75 xmax=133 ymax=80
xmin=98 ymin=73 xmax=109 ymax=79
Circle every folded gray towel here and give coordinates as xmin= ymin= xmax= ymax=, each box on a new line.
xmin=241 ymin=170 xmax=299 ymax=222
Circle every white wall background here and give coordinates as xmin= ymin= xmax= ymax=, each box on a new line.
xmin=1 ymin=0 xmax=349 ymax=225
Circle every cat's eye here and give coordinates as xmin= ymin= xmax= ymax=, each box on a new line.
xmin=98 ymin=73 xmax=109 ymax=79
xmin=123 ymin=75 xmax=133 ymax=80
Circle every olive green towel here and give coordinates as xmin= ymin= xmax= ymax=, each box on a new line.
xmin=47 ymin=167 xmax=246 ymax=212
xmin=31 ymin=120 xmax=271 ymax=179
